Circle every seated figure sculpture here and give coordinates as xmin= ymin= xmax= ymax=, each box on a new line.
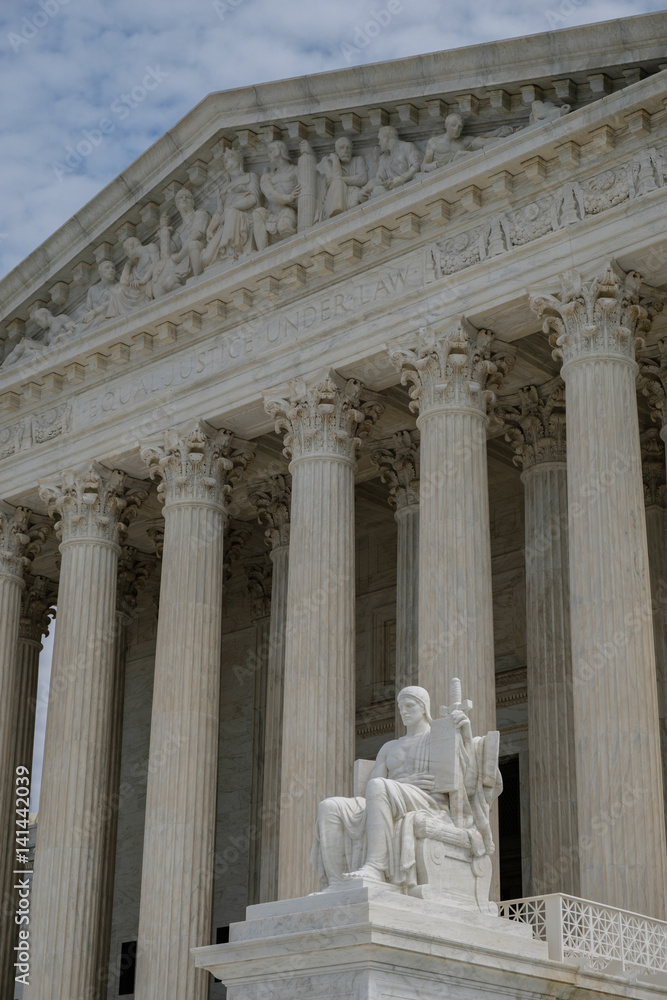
xmin=421 ymin=112 xmax=514 ymax=172
xmin=202 ymin=147 xmax=261 ymax=265
xmin=360 ymin=126 xmax=422 ymax=199
xmin=312 ymin=682 xmax=502 ymax=912
xmin=253 ymin=141 xmax=299 ymax=251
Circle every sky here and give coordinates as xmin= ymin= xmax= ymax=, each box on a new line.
xmin=4 ymin=0 xmax=664 ymax=808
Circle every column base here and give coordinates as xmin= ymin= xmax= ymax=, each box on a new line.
xmin=194 ymin=883 xmax=563 ymax=1000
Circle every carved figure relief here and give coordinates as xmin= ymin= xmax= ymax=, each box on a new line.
xmin=360 ymin=126 xmax=422 ymax=199
xmin=202 ymin=148 xmax=261 ymax=264
xmin=253 ymin=141 xmax=299 ymax=250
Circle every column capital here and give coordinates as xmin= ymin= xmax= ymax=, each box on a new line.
xmin=39 ymin=464 xmax=146 ymax=545
xmin=641 ymin=428 xmax=667 ymax=509
xmin=370 ymin=429 xmax=420 ymax=509
xmin=0 ymin=503 xmax=50 ymax=579
xmin=19 ymin=573 xmax=57 ymax=644
xmin=499 ymin=378 xmax=566 ymax=471
xmin=141 ymin=421 xmax=254 ymax=509
xmin=389 ymin=317 xmax=515 ymax=418
xmin=117 ymin=546 xmax=156 ymax=622
xmin=245 ymin=555 xmax=272 ymax=620
xmin=249 ymin=474 xmax=291 ymax=549
xmin=264 ymin=371 xmax=383 ymax=463
xmin=639 ymin=339 xmax=667 ymax=437
xmin=530 ymin=261 xmax=662 ymax=369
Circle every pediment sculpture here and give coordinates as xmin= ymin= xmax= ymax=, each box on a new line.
xmin=2 ymin=102 xmax=573 ymax=369
xmin=311 ymin=680 xmax=502 ymax=913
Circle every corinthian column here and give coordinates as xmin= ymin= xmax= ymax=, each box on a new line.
xmin=25 ymin=466 xmax=143 ymax=1000
xmin=501 ymin=378 xmax=579 ymax=896
xmin=97 ymin=548 xmax=154 ymax=998
xmin=531 ymin=262 xmax=667 ymax=917
xmin=135 ymin=422 xmax=253 ymax=1000
xmin=640 ymin=430 xmax=667 ymax=835
xmin=265 ymin=374 xmax=383 ymax=899
xmin=371 ymin=430 xmax=420 ymax=732
xmin=390 ymin=320 xmax=514 ymax=733
xmin=0 ymin=512 xmax=49 ymax=1000
xmin=249 ymin=474 xmax=291 ymax=902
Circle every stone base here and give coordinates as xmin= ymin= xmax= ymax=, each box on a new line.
xmin=194 ymin=881 xmax=554 ymax=1000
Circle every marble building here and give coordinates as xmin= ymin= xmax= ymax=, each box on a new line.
xmin=2 ymin=11 xmax=667 ymax=999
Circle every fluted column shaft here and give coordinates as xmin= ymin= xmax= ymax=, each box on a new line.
xmin=0 ymin=507 xmax=30 ymax=1000
xmin=502 ymin=379 xmax=579 ymax=895
xmin=533 ymin=264 xmax=667 ymax=916
xmin=135 ymin=423 xmax=252 ymax=1000
xmin=266 ymin=375 xmax=382 ymax=899
xmin=523 ymin=463 xmax=579 ymax=894
xmin=395 ymin=502 xmax=419 ymax=696
xmin=371 ymin=431 xmax=420 ymax=732
xmin=645 ymin=503 xmax=667 ymax=834
xmin=260 ymin=542 xmax=289 ymax=902
xmin=26 ymin=466 xmax=135 ymax=1000
xmin=418 ymin=406 xmax=494 ymax=731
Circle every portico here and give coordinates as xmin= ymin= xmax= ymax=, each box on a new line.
xmin=2 ymin=14 xmax=667 ymax=1000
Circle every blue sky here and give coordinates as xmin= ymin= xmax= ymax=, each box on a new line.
xmin=3 ymin=0 xmax=664 ymax=808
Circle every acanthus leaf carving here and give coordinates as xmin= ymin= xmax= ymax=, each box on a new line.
xmin=0 ymin=503 xmax=49 ymax=579
xmin=498 ymin=377 xmax=566 ymax=470
xmin=19 ymin=573 xmax=57 ymax=643
xmin=530 ymin=261 xmax=661 ymax=366
xmin=370 ymin=429 xmax=420 ymax=509
xmin=244 ymin=554 xmax=272 ymax=619
xmin=117 ymin=545 xmax=156 ymax=622
xmin=640 ymin=428 xmax=667 ymax=508
xmin=390 ymin=317 xmax=515 ymax=417
xmin=265 ymin=371 xmax=384 ymax=462
xmin=140 ymin=420 xmax=254 ymax=508
xmin=639 ymin=339 xmax=667 ymax=432
xmin=39 ymin=463 xmax=146 ymax=544
xmin=249 ymin=474 xmax=291 ymax=549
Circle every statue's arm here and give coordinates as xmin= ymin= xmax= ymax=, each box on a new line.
xmin=369 ymin=745 xmax=389 ymax=780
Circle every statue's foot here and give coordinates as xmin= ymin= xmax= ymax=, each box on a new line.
xmin=343 ymin=864 xmax=386 ymax=883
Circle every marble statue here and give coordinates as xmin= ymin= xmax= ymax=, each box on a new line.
xmin=310 ymin=136 xmax=368 ymax=220
xmin=312 ymin=682 xmax=502 ymax=910
xmin=421 ymin=112 xmax=514 ymax=172
xmin=360 ymin=126 xmax=422 ymax=199
xmin=2 ymin=307 xmax=75 ymax=368
xmin=202 ymin=148 xmax=261 ymax=265
xmin=526 ymin=99 xmax=571 ymax=128
xmin=112 ymin=237 xmax=161 ymax=312
xmin=253 ymin=140 xmax=299 ymax=250
xmin=163 ymin=187 xmax=210 ymax=280
xmin=79 ymin=259 xmax=119 ymax=326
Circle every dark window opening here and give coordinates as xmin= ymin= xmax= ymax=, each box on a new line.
xmin=118 ymin=940 xmax=137 ymax=995
xmin=498 ymin=756 xmax=523 ymax=900
xmin=213 ymin=926 xmax=230 ymax=984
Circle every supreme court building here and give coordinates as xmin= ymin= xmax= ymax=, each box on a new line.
xmin=2 ymin=12 xmax=667 ymax=1000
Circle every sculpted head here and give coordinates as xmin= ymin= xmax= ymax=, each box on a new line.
xmin=445 ymin=112 xmax=464 ymax=138
xmin=98 ymin=260 xmax=116 ymax=283
xmin=267 ymin=140 xmax=290 ymax=164
xmin=223 ymin=147 xmax=244 ymax=173
xmin=397 ymin=686 xmax=433 ymax=728
xmin=31 ymin=307 xmax=52 ymax=330
xmin=335 ymin=136 xmax=353 ymax=163
xmin=378 ymin=125 xmax=399 ymax=152
xmin=175 ymin=187 xmax=195 ymax=213
xmin=123 ymin=237 xmax=142 ymax=261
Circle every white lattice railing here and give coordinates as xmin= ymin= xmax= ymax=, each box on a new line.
xmin=499 ymin=894 xmax=667 ymax=978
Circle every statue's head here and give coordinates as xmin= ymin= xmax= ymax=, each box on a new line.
xmin=175 ymin=187 xmax=195 ymax=212
xmin=378 ymin=125 xmax=398 ymax=152
xmin=445 ymin=112 xmax=464 ymax=138
xmin=98 ymin=260 xmax=116 ymax=282
xmin=267 ymin=140 xmax=289 ymax=164
xmin=223 ymin=147 xmax=244 ymax=172
xmin=123 ymin=237 xmax=142 ymax=260
xmin=335 ymin=136 xmax=353 ymax=162
xmin=397 ymin=686 xmax=433 ymax=726
xmin=31 ymin=307 xmax=52 ymax=330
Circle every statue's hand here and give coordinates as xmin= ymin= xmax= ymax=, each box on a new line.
xmin=451 ymin=709 xmax=472 ymax=741
xmin=401 ymin=773 xmax=435 ymax=791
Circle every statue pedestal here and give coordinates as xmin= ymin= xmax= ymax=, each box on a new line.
xmin=194 ymin=880 xmax=554 ymax=1000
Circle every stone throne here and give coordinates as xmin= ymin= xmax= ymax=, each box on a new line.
xmin=313 ymin=679 xmax=502 ymax=914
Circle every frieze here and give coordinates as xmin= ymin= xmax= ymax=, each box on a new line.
xmin=431 ymin=146 xmax=667 ymax=277
xmin=0 ymin=402 xmax=71 ymax=459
